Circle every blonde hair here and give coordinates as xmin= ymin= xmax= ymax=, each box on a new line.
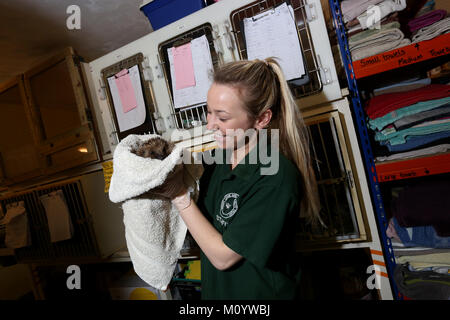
xmin=213 ymin=58 xmax=321 ymax=224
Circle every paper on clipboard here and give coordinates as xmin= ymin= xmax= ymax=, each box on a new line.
xmin=244 ymin=3 xmax=305 ymax=81
xmin=173 ymin=42 xmax=196 ymax=90
xmin=115 ymin=69 xmax=138 ymax=113
xmin=168 ymin=35 xmax=214 ymax=109
xmin=107 ymin=65 xmax=146 ymax=132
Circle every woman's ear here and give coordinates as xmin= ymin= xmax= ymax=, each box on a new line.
xmin=254 ymin=109 xmax=272 ymax=130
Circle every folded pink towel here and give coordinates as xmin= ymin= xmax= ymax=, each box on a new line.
xmin=408 ymin=9 xmax=447 ymax=33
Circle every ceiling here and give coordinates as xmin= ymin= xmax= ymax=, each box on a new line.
xmin=0 ymin=0 xmax=153 ymax=83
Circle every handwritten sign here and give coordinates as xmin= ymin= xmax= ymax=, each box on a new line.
xmin=353 ymin=33 xmax=450 ymax=79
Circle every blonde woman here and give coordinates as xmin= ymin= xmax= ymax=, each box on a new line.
xmin=167 ymin=58 xmax=320 ymax=299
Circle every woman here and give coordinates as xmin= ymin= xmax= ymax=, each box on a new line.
xmin=169 ymin=58 xmax=320 ymax=299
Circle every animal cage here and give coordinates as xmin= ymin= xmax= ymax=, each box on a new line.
xmin=0 ymin=170 xmax=125 ymax=264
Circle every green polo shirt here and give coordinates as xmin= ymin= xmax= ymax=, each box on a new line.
xmin=197 ymin=143 xmax=302 ymax=300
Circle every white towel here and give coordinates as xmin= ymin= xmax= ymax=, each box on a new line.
xmin=412 ymin=17 xmax=450 ymax=43
xmin=108 ymin=134 xmax=202 ymax=291
xmin=3 ymin=201 xmax=31 ymax=249
xmin=341 ymin=0 xmax=385 ymax=23
xmin=356 ymin=0 xmax=406 ymax=30
xmin=40 ymin=190 xmax=74 ymax=243
xmin=351 ymin=27 xmax=410 ymax=60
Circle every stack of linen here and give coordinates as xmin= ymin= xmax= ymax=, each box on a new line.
xmin=365 ymin=82 xmax=450 ymax=162
xmin=408 ymin=8 xmax=450 ymax=42
xmin=341 ymin=0 xmax=408 ymax=60
xmin=348 ymin=21 xmax=410 ymax=61
xmin=386 ymin=179 xmax=450 ymax=300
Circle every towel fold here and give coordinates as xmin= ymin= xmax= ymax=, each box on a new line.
xmin=391 ymin=217 xmax=450 ymax=249
xmin=366 ymin=84 xmax=450 ymax=120
xmin=394 ymin=103 xmax=450 ymax=130
xmin=356 ymin=0 xmax=406 ymax=30
xmin=349 ymin=22 xmax=409 ymax=61
xmin=394 ymin=264 xmax=450 ymax=300
xmin=412 ymin=16 xmax=450 ymax=42
xmin=109 ymin=134 xmax=202 ymax=291
xmin=376 ymin=143 xmax=450 ymax=162
xmin=408 ymin=9 xmax=447 ymax=33
xmin=347 ymin=11 xmax=399 ymax=37
xmin=382 ymin=130 xmax=450 ymax=152
xmin=375 ymin=118 xmax=450 ymax=145
xmin=341 ymin=0 xmax=385 ymax=23
xmin=373 ymin=77 xmax=432 ymax=96
xmin=3 ymin=201 xmax=31 ymax=249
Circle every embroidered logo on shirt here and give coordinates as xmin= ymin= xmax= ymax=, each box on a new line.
xmin=217 ymin=193 xmax=239 ymax=226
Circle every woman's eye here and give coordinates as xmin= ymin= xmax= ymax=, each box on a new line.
xmin=219 ymin=118 xmax=228 ymax=122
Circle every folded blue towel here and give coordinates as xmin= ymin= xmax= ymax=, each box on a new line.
xmin=382 ymin=130 xmax=450 ymax=152
xmin=375 ymin=120 xmax=450 ymax=145
xmin=392 ymin=217 xmax=450 ymax=249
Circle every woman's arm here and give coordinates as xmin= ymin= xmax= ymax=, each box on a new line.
xmin=173 ymin=194 xmax=243 ymax=271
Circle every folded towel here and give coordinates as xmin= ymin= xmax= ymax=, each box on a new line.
xmin=391 ymin=217 xmax=450 ymax=249
xmin=394 ymin=103 xmax=450 ymax=130
xmin=3 ymin=201 xmax=31 ymax=249
xmin=347 ymin=12 xmax=399 ymax=37
xmin=394 ymin=264 xmax=450 ymax=300
xmin=366 ymin=84 xmax=450 ymax=120
xmin=412 ymin=16 xmax=450 ymax=42
xmin=375 ymin=118 xmax=450 ymax=145
xmin=390 ymin=238 xmax=450 ymax=257
xmin=341 ymin=0 xmax=385 ymax=23
xmin=375 ymin=143 xmax=450 ymax=162
xmin=373 ymin=77 xmax=431 ymax=96
xmin=408 ymin=9 xmax=447 ymax=33
xmin=349 ymin=21 xmax=400 ymax=46
xmin=356 ymin=0 xmax=406 ymax=30
xmin=109 ymin=134 xmax=202 ymax=290
xmin=349 ymin=22 xmax=408 ymax=60
xmin=383 ymin=130 xmax=450 ymax=152
xmin=395 ymin=252 xmax=450 ymax=269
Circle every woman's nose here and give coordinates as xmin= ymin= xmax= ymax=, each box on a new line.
xmin=206 ymin=113 xmax=217 ymax=131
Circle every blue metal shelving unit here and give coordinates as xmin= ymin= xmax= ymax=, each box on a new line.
xmin=328 ymin=0 xmax=401 ymax=299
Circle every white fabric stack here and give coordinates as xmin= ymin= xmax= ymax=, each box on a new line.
xmin=109 ymin=134 xmax=202 ymax=291
xmin=412 ymin=17 xmax=450 ymax=42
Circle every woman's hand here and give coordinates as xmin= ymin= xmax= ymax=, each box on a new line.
xmin=148 ymin=164 xmax=187 ymax=200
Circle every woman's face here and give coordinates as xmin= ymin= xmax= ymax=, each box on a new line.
xmin=206 ymin=83 xmax=256 ymax=149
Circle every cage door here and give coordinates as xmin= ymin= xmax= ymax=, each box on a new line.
xmin=297 ymin=111 xmax=367 ymax=248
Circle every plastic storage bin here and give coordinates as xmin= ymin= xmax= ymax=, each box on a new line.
xmin=140 ymin=0 xmax=206 ymax=31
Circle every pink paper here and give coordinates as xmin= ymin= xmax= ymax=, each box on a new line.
xmin=115 ymin=69 xmax=137 ymax=113
xmin=173 ymin=43 xmax=196 ymax=90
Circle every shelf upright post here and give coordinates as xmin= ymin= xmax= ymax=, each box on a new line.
xmin=328 ymin=0 xmax=401 ymax=300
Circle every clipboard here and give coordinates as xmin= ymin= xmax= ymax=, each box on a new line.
xmin=158 ymin=23 xmax=219 ymax=130
xmin=230 ymin=0 xmax=322 ymax=98
xmin=101 ymin=53 xmax=158 ymax=142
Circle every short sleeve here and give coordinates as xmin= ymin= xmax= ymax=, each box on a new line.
xmin=222 ymin=184 xmax=299 ymax=268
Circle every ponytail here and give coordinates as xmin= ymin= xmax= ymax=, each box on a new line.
xmin=266 ymin=58 xmax=321 ymax=224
